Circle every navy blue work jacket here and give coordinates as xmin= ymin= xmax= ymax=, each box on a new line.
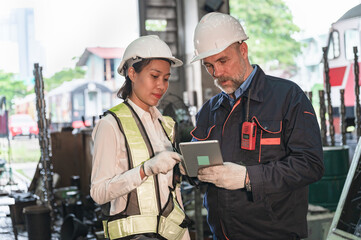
xmin=191 ymin=65 xmax=324 ymax=240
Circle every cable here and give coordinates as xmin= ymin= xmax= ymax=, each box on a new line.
xmin=245 ymin=86 xmax=252 ymax=122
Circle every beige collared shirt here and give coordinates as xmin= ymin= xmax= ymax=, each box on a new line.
xmin=90 ymin=99 xmax=190 ymax=239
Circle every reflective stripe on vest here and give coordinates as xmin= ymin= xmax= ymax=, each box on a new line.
xmin=104 ymin=103 xmax=186 ymax=240
xmin=110 ymin=103 xmax=158 ymax=216
xmin=162 ymin=116 xmax=175 ymax=143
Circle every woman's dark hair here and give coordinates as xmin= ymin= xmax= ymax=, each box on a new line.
xmin=117 ymin=58 xmax=172 ymax=100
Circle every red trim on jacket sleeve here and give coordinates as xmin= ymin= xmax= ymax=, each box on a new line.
xmin=190 ymin=125 xmax=215 ymax=141
xmin=304 ymin=111 xmax=314 ymax=116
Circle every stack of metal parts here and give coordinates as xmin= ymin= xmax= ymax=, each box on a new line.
xmin=322 ymin=47 xmax=335 ymax=146
xmin=320 ymin=46 xmax=361 ymax=146
xmin=33 ymin=63 xmax=54 ymax=213
xmin=354 ymin=47 xmax=361 ymax=139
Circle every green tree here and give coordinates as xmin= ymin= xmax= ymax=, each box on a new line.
xmin=0 ymin=70 xmax=28 ymax=110
xmin=230 ymin=0 xmax=301 ymax=69
xmin=44 ymin=67 xmax=85 ymax=91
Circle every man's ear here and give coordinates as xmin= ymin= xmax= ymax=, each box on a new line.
xmin=240 ymin=42 xmax=248 ymax=58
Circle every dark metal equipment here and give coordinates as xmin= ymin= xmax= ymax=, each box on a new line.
xmin=194 ymin=188 xmax=203 ymax=240
xmin=138 ymin=0 xmax=184 ymax=85
xmin=33 ymin=63 xmax=55 ymax=213
xmin=354 ymin=47 xmax=361 ymax=139
xmin=323 ymin=47 xmax=335 ymax=146
xmin=0 ymin=96 xmax=15 ymax=185
xmin=340 ymin=89 xmax=347 ymax=145
xmin=319 ymin=90 xmax=328 ymax=146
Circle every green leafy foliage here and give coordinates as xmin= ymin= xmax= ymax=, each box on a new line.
xmin=0 ymin=70 xmax=29 ymax=110
xmin=43 ymin=67 xmax=85 ymax=91
xmin=145 ymin=19 xmax=167 ymax=31
xmin=230 ymin=0 xmax=302 ymax=69
xmin=0 ymin=66 xmax=85 ymax=111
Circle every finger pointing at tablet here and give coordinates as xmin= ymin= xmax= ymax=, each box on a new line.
xmin=144 ymin=151 xmax=181 ymax=176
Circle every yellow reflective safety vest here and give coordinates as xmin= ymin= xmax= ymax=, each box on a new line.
xmin=102 ymin=102 xmax=188 ymax=240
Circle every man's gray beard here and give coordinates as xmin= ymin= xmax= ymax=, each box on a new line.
xmin=214 ymin=76 xmax=243 ymax=94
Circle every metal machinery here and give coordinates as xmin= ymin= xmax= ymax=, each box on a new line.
xmin=327 ymin=137 xmax=361 ymax=240
xmin=33 ymin=63 xmax=54 ymax=214
xmin=326 ymin=3 xmax=361 ymax=137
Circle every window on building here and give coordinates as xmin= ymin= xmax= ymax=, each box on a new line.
xmin=345 ymin=29 xmax=360 ymax=60
xmin=73 ymin=92 xmax=85 ymax=120
xmin=86 ymin=91 xmax=98 ymax=117
xmin=328 ymin=31 xmax=340 ymax=59
xmin=104 ymin=59 xmax=115 ymax=81
xmin=101 ymin=92 xmax=111 ymax=112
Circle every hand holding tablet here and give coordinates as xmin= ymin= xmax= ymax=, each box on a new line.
xmin=179 ymin=140 xmax=224 ymax=177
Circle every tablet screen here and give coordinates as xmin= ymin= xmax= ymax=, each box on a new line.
xmin=179 ymin=140 xmax=223 ymax=177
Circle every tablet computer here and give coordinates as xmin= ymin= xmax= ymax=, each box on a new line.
xmin=179 ymin=140 xmax=224 ymax=177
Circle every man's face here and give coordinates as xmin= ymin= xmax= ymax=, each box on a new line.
xmin=202 ymin=42 xmax=247 ymax=94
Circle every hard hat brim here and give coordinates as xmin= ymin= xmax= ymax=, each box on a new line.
xmin=118 ymin=56 xmax=183 ymax=77
xmin=190 ymin=44 xmax=229 ymax=63
xmin=190 ymin=37 xmax=249 ymax=63
xmin=169 ymin=57 xmax=183 ymax=68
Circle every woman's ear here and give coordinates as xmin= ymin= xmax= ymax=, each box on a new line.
xmin=128 ymin=67 xmax=136 ymax=82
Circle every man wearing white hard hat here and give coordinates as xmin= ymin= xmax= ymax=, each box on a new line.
xmin=190 ymin=12 xmax=324 ymax=239
xmin=91 ymin=35 xmax=191 ymax=240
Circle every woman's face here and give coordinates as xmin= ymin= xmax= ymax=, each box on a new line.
xmin=128 ymin=59 xmax=171 ymax=112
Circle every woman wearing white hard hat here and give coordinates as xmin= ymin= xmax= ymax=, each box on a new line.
xmin=90 ymin=35 xmax=191 ymax=240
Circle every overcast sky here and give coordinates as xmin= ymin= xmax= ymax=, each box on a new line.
xmin=1 ymin=0 xmax=361 ymax=77
xmin=34 ymin=0 xmax=139 ymax=76
xmin=284 ymin=0 xmax=361 ymax=37
xmin=1 ymin=0 xmax=140 ymax=77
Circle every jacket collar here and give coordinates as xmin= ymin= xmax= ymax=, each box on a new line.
xmin=244 ymin=64 xmax=265 ymax=103
xmin=210 ymin=65 xmax=265 ymax=112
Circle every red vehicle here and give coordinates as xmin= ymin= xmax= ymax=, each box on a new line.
xmin=9 ymin=114 xmax=39 ymax=139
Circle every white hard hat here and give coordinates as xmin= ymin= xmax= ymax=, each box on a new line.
xmin=118 ymin=35 xmax=183 ymax=76
xmin=191 ymin=12 xmax=249 ymax=63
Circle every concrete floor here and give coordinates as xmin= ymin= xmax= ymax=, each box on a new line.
xmin=0 ymin=165 xmax=98 ymax=240
xmin=0 ymin=167 xmax=59 ymax=239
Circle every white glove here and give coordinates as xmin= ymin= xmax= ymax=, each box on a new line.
xmin=197 ymin=162 xmax=247 ymax=190
xmin=178 ymin=155 xmax=187 ymax=175
xmin=144 ymin=151 xmax=181 ymax=176
xmin=179 ymin=162 xmax=186 ymax=175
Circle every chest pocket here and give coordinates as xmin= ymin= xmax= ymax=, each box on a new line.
xmin=240 ymin=117 xmax=283 ymax=165
xmin=254 ymin=117 xmax=284 ymax=163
